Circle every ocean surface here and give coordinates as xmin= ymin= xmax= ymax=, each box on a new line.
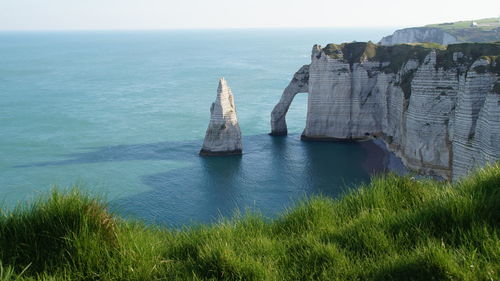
xmin=0 ymin=28 xmax=395 ymax=227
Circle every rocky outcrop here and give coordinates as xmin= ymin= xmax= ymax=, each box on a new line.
xmin=451 ymin=58 xmax=500 ymax=179
xmin=380 ymin=27 xmax=458 ymax=46
xmin=271 ymin=42 xmax=500 ymax=180
xmin=200 ymin=78 xmax=242 ymax=156
xmin=270 ymin=65 xmax=309 ymax=136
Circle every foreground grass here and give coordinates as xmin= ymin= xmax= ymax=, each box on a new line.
xmin=1 ymin=164 xmax=499 ymax=281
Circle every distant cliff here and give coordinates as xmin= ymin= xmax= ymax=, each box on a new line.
xmin=380 ymin=17 xmax=500 ymax=45
xmin=271 ymin=42 xmax=500 ymax=180
xmin=380 ymin=27 xmax=459 ymax=45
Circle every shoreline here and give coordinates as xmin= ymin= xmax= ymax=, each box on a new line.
xmin=359 ymin=138 xmax=408 ymax=177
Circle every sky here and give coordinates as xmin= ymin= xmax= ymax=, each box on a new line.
xmin=0 ymin=0 xmax=499 ymax=31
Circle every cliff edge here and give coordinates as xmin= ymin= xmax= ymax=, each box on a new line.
xmin=271 ymin=42 xmax=500 ymax=180
xmin=380 ymin=17 xmax=500 ymax=45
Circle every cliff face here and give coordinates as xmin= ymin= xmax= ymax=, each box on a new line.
xmin=271 ymin=42 xmax=500 ymax=180
xmin=380 ymin=27 xmax=458 ymax=46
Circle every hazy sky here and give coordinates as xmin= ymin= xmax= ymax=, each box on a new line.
xmin=0 ymin=0 xmax=499 ymax=30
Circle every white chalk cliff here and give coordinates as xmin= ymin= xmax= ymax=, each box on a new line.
xmin=271 ymin=42 xmax=500 ymax=180
xmin=200 ymin=78 xmax=242 ymax=156
xmin=380 ymin=27 xmax=458 ymax=46
xmin=379 ymin=21 xmax=500 ymax=46
xmin=270 ymin=65 xmax=309 ymax=136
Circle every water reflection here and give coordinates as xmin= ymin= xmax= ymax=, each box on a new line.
xmin=111 ymin=135 xmax=380 ymax=227
xmin=14 ymin=134 xmax=389 ymax=227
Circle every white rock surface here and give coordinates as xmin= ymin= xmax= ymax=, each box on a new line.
xmin=380 ymin=27 xmax=458 ymax=46
xmin=270 ymin=65 xmax=309 ymax=135
xmin=451 ymin=59 xmax=500 ymax=180
xmin=200 ymin=78 xmax=242 ymax=156
xmin=271 ymin=44 xmax=500 ymax=180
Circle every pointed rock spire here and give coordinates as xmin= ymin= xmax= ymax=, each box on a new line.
xmin=200 ymin=78 xmax=243 ymax=156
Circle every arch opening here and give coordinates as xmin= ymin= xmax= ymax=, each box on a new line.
xmin=270 ymin=65 xmax=309 ymax=136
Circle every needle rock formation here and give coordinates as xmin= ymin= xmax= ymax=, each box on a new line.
xmin=200 ymin=78 xmax=242 ymax=156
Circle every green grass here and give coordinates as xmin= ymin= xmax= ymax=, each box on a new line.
xmin=426 ymin=17 xmax=500 ymax=31
xmin=423 ymin=17 xmax=500 ymax=43
xmin=1 ymin=164 xmax=499 ymax=280
xmin=322 ymin=41 xmax=500 ymax=75
xmin=436 ymin=43 xmax=500 ymax=72
xmin=322 ymin=42 xmax=434 ymax=73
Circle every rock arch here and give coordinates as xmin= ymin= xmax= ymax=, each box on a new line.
xmin=270 ymin=65 xmax=309 ymax=136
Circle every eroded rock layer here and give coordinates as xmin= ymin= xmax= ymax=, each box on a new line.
xmin=200 ymin=78 xmax=242 ymax=156
xmin=271 ymin=42 xmax=500 ymax=180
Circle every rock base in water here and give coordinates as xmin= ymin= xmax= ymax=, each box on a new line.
xmin=199 ymin=149 xmax=243 ymax=156
xmin=300 ymin=134 xmax=370 ymax=142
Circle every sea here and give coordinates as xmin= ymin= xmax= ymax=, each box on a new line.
xmin=0 ymin=28 xmax=397 ymax=227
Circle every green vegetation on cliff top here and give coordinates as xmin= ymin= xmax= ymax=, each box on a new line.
xmin=323 ymin=42 xmax=433 ymax=73
xmin=425 ymin=17 xmax=500 ymax=43
xmin=0 ymin=164 xmax=499 ymax=281
xmin=425 ymin=17 xmax=500 ymax=31
xmin=322 ymin=41 xmax=500 ymax=74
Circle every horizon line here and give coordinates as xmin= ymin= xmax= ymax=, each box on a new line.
xmin=0 ymin=25 xmax=401 ymax=33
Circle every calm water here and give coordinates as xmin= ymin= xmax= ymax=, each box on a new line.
xmin=0 ymin=28 xmax=394 ymax=226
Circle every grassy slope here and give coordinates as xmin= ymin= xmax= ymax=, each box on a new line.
xmin=426 ymin=17 xmax=500 ymax=31
xmin=0 ymin=164 xmax=499 ymax=281
xmin=423 ymin=17 xmax=500 ymax=43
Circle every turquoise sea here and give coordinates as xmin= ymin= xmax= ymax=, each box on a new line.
xmin=0 ymin=28 xmax=395 ymax=226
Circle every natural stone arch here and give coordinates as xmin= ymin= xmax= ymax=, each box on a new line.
xmin=270 ymin=65 xmax=309 ymax=136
